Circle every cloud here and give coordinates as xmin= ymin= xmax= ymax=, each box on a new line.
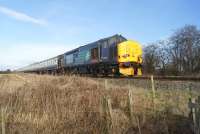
xmin=0 ymin=5 xmax=47 ymax=26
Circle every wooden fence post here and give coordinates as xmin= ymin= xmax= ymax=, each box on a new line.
xmin=192 ymin=98 xmax=197 ymax=134
xmin=136 ymin=116 xmax=142 ymax=134
xmin=189 ymin=98 xmax=192 ymax=118
xmin=128 ymin=90 xmax=134 ymax=124
xmin=188 ymin=84 xmax=192 ymax=99
xmin=128 ymin=90 xmax=142 ymax=134
xmin=197 ymin=96 xmax=200 ymax=134
xmin=104 ymin=79 xmax=108 ymax=90
xmin=101 ymin=96 xmax=113 ymax=134
xmin=107 ymin=98 xmax=113 ymax=133
xmin=1 ymin=108 xmax=5 ymax=134
xmin=188 ymin=96 xmax=200 ymax=134
xmin=100 ymin=97 xmax=108 ymax=134
xmin=151 ymin=75 xmax=156 ymax=111
xmin=151 ymin=75 xmax=156 ymax=99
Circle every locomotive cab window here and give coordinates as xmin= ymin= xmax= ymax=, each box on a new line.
xmin=91 ymin=47 xmax=99 ymax=60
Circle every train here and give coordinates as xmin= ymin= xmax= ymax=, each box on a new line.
xmin=18 ymin=34 xmax=143 ymax=76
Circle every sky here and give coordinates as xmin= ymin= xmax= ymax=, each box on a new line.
xmin=0 ymin=0 xmax=200 ymax=70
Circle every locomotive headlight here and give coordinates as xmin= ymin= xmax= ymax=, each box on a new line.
xmin=122 ymin=54 xmax=129 ymax=58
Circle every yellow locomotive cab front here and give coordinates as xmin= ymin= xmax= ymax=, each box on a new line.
xmin=117 ymin=40 xmax=142 ymax=76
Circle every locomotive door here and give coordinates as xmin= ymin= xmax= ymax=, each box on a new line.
xmin=91 ymin=47 xmax=99 ymax=63
xmin=109 ymin=44 xmax=117 ymax=62
xmin=100 ymin=42 xmax=109 ymax=62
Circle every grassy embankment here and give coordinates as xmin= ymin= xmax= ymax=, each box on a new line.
xmin=0 ymin=73 xmax=197 ymax=134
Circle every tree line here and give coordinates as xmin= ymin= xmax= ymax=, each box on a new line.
xmin=0 ymin=69 xmax=11 ymax=74
xmin=143 ymin=25 xmax=200 ymax=76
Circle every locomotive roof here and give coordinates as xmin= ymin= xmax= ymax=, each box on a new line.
xmin=80 ymin=34 xmax=126 ymax=48
xmin=64 ymin=34 xmax=126 ymax=55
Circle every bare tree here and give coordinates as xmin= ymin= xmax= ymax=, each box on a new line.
xmin=156 ymin=40 xmax=171 ymax=75
xmin=143 ymin=25 xmax=200 ymax=75
xmin=169 ymin=25 xmax=200 ymax=75
xmin=143 ymin=44 xmax=160 ymax=74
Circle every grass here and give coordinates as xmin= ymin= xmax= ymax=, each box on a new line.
xmin=0 ymin=73 xmax=197 ymax=134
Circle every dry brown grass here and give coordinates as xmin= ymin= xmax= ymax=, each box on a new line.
xmin=0 ymin=73 xmax=196 ymax=134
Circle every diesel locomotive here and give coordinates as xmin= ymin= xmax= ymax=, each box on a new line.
xmin=18 ymin=34 xmax=143 ymax=76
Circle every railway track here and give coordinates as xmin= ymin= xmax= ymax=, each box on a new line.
xmin=9 ymin=73 xmax=200 ymax=82
xmin=91 ymin=75 xmax=200 ymax=82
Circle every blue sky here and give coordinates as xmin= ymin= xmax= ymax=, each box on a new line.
xmin=0 ymin=0 xmax=200 ymax=70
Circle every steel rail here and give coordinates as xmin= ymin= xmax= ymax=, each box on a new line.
xmin=90 ymin=75 xmax=200 ymax=82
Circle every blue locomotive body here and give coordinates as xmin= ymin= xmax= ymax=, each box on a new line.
xmin=55 ymin=34 xmax=126 ymax=75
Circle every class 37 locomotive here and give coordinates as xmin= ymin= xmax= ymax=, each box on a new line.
xmin=18 ymin=34 xmax=143 ymax=76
